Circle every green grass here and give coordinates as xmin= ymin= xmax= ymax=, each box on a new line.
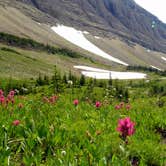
xmin=0 ymin=79 xmax=166 ymax=165
xmin=0 ymin=44 xmax=107 ymax=79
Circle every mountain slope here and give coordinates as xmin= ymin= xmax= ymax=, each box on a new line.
xmin=17 ymin=0 xmax=166 ymax=53
xmin=0 ymin=0 xmax=166 ymax=74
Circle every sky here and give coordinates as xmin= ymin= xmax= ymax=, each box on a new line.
xmin=134 ymin=0 xmax=166 ymax=23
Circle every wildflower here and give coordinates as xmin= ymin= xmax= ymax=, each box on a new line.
xmin=67 ymin=80 xmax=73 ymax=85
xmin=6 ymin=98 xmax=9 ymax=105
xmin=0 ymin=96 xmax=5 ymax=104
xmin=117 ymin=117 xmax=135 ymax=139
xmin=115 ymin=105 xmax=121 ymax=110
xmin=49 ymin=95 xmax=58 ymax=104
xmin=7 ymin=94 xmax=13 ymax=100
xmin=12 ymin=120 xmax=20 ymax=126
xmin=126 ymin=104 xmax=131 ymax=110
xmin=61 ymin=150 xmax=66 ymax=156
xmin=9 ymin=90 xmax=15 ymax=97
xmin=96 ymin=130 xmax=102 ymax=136
xmin=119 ymin=102 xmax=125 ymax=108
xmin=95 ymin=101 xmax=101 ymax=108
xmin=49 ymin=96 xmax=56 ymax=103
xmin=18 ymin=103 xmax=24 ymax=109
xmin=11 ymin=98 xmax=15 ymax=104
xmin=0 ymin=89 xmax=4 ymax=96
xmin=43 ymin=96 xmax=49 ymax=103
xmin=52 ymin=95 xmax=58 ymax=100
xmin=73 ymin=99 xmax=79 ymax=106
xmin=14 ymin=89 xmax=19 ymax=94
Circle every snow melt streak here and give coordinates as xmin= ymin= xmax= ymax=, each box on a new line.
xmin=161 ymin=57 xmax=166 ymax=62
xmin=74 ymin=66 xmax=146 ymax=80
xmin=150 ymin=65 xmax=162 ymax=71
xmin=51 ymin=25 xmax=128 ymax=66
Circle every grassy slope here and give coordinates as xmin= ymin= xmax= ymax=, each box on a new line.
xmin=0 ymin=44 xmax=112 ymax=79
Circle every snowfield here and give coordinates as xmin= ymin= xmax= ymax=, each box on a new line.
xmin=51 ymin=25 xmax=128 ymax=66
xmin=150 ymin=65 xmax=162 ymax=71
xmin=161 ymin=56 xmax=166 ymax=62
xmin=94 ymin=36 xmax=100 ymax=39
xmin=74 ymin=66 xmax=146 ymax=80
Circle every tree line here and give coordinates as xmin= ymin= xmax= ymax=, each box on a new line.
xmin=0 ymin=32 xmax=81 ymax=58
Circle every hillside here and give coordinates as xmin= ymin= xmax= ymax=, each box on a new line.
xmin=0 ymin=0 xmax=166 ymax=78
xmin=16 ymin=0 xmax=166 ymax=53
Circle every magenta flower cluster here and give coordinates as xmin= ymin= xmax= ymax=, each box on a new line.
xmin=0 ymin=89 xmax=15 ymax=105
xmin=117 ymin=117 xmax=135 ymax=138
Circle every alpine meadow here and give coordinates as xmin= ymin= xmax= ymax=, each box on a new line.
xmin=0 ymin=0 xmax=166 ymax=165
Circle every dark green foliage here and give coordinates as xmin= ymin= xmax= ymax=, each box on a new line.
xmin=0 ymin=47 xmax=21 ymax=54
xmin=51 ymin=66 xmax=62 ymax=93
xmin=149 ymin=84 xmax=166 ymax=96
xmin=36 ymin=74 xmax=44 ymax=86
xmin=79 ymin=74 xmax=86 ymax=86
xmin=0 ymin=32 xmax=81 ymax=58
xmin=127 ymin=65 xmax=166 ymax=76
xmin=36 ymin=74 xmax=50 ymax=86
xmin=62 ymin=74 xmax=68 ymax=84
xmin=43 ymin=75 xmax=50 ymax=85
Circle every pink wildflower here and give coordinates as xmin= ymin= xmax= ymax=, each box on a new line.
xmin=11 ymin=98 xmax=15 ymax=104
xmin=9 ymin=90 xmax=15 ymax=97
xmin=73 ymin=99 xmax=79 ymax=106
xmin=115 ymin=105 xmax=121 ymax=110
xmin=126 ymin=104 xmax=131 ymax=110
xmin=12 ymin=120 xmax=20 ymax=126
xmin=52 ymin=95 xmax=58 ymax=100
xmin=0 ymin=96 xmax=5 ymax=104
xmin=0 ymin=89 xmax=4 ymax=96
xmin=95 ymin=101 xmax=101 ymax=108
xmin=49 ymin=96 xmax=56 ymax=103
xmin=119 ymin=102 xmax=125 ymax=108
xmin=6 ymin=98 xmax=9 ymax=105
xmin=117 ymin=117 xmax=135 ymax=138
xmin=7 ymin=94 xmax=13 ymax=100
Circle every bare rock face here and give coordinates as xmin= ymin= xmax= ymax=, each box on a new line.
xmin=16 ymin=0 xmax=166 ymax=53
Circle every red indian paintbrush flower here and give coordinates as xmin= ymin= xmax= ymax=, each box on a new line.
xmin=115 ymin=105 xmax=121 ymax=110
xmin=9 ymin=90 xmax=15 ymax=97
xmin=95 ymin=101 xmax=101 ymax=108
xmin=119 ymin=102 xmax=125 ymax=108
xmin=0 ymin=89 xmax=4 ymax=96
xmin=0 ymin=96 xmax=5 ymax=104
xmin=126 ymin=104 xmax=131 ymax=110
xmin=12 ymin=120 xmax=20 ymax=126
xmin=73 ymin=99 xmax=79 ymax=106
xmin=117 ymin=117 xmax=135 ymax=138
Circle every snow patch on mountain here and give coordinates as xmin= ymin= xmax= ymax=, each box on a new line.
xmin=94 ymin=36 xmax=100 ymax=39
xmin=51 ymin=25 xmax=128 ymax=66
xmin=74 ymin=66 xmax=146 ymax=80
xmin=150 ymin=65 xmax=162 ymax=71
xmin=161 ymin=56 xmax=166 ymax=62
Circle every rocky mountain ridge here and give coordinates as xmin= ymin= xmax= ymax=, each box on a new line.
xmin=16 ymin=0 xmax=166 ymax=53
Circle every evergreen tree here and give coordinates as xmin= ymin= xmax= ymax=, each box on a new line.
xmin=44 ymin=75 xmax=49 ymax=85
xmin=36 ymin=74 xmax=43 ymax=86
xmin=52 ymin=66 xmax=62 ymax=93
xmin=79 ymin=74 xmax=85 ymax=86
xmin=62 ymin=74 xmax=68 ymax=84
